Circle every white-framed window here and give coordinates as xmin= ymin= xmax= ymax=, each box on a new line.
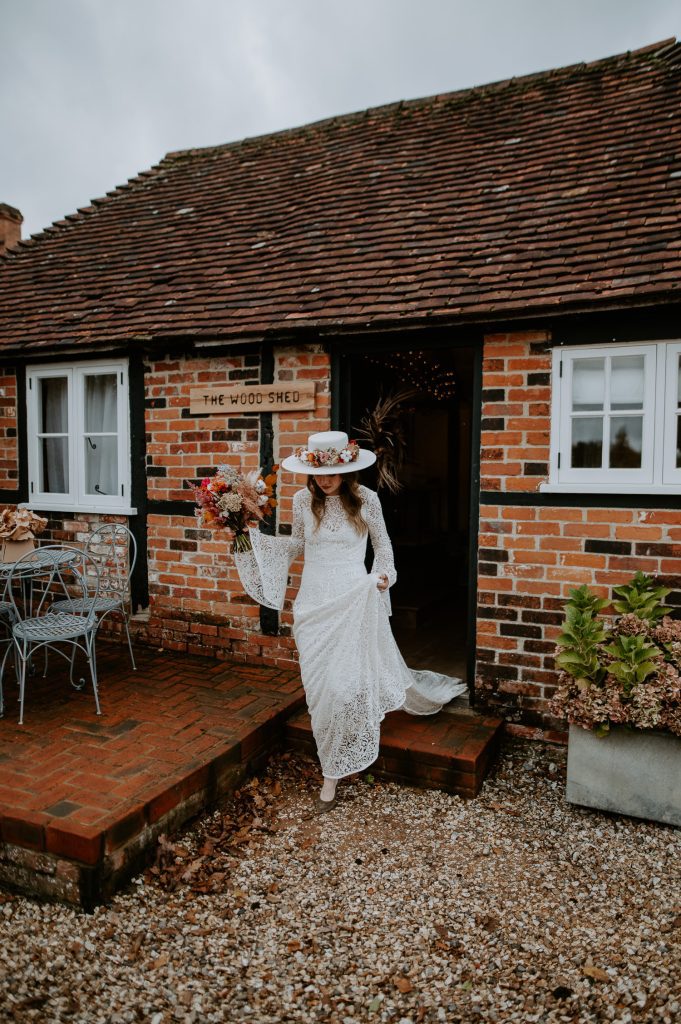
xmin=544 ymin=340 xmax=681 ymax=493
xmin=26 ymin=360 xmax=134 ymax=513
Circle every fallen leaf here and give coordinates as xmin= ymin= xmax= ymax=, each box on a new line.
xmin=582 ymin=965 xmax=610 ymax=982
xmin=394 ymin=975 xmax=413 ymax=993
xmin=150 ymin=952 xmax=169 ymax=970
xmin=181 ymin=858 xmax=205 ymax=882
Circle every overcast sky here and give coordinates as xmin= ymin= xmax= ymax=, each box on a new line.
xmin=2 ymin=0 xmax=679 ymax=238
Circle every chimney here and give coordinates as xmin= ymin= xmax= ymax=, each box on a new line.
xmin=0 ymin=204 xmax=23 ymax=254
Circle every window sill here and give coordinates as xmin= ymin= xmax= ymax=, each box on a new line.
xmin=21 ymin=502 xmax=138 ymax=516
xmin=540 ymin=483 xmax=680 ymax=495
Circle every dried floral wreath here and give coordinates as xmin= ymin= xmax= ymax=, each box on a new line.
xmin=355 ymin=388 xmax=419 ymax=493
xmin=294 ymin=441 xmax=360 ymax=467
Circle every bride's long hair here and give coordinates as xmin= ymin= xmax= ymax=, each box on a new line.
xmin=307 ymin=472 xmax=368 ymax=535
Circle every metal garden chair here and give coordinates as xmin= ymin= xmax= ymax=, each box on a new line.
xmin=6 ymin=545 xmax=101 ymax=725
xmin=51 ymin=523 xmax=137 ymax=670
xmin=0 ymin=593 xmax=18 ymax=718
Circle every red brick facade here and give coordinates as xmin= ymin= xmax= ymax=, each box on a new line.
xmin=475 ymin=331 xmax=681 ymax=741
xmin=0 ymin=366 xmax=17 ymax=489
xmin=2 ymin=331 xmax=675 ymax=741
xmin=140 ymin=344 xmax=331 ymax=665
xmin=1 ymin=334 xmax=679 ymax=742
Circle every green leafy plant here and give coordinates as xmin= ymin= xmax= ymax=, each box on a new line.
xmin=612 ymin=571 xmax=671 ymax=622
xmin=555 ymin=585 xmax=609 ymax=687
xmin=603 ymin=634 xmax=661 ymax=696
xmin=549 ymin=572 xmax=681 ymax=737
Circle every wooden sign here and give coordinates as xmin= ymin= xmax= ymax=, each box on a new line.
xmin=190 ymin=381 xmax=316 ymax=414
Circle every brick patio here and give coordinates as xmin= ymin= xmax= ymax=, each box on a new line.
xmin=0 ymin=641 xmax=305 ymax=909
xmin=0 ymin=640 xmax=504 ymax=909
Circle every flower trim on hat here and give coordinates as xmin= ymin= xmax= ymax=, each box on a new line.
xmin=294 ymin=440 xmax=360 ymax=467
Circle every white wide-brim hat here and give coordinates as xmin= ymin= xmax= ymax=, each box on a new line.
xmin=281 ymin=431 xmax=376 ymax=476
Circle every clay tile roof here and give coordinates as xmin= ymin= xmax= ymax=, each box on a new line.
xmin=1 ymin=38 xmax=681 ymax=353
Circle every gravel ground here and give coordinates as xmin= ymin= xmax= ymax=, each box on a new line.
xmin=1 ymin=736 xmax=679 ymax=1024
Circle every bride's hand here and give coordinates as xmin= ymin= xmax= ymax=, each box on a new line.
xmin=376 ymin=574 xmax=389 ymax=591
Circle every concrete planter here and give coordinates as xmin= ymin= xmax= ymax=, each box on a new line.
xmin=567 ymin=723 xmax=681 ymax=827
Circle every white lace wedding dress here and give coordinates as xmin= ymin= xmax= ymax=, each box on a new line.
xmin=234 ymin=484 xmax=467 ymax=779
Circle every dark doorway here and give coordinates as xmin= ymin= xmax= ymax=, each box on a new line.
xmin=335 ymin=344 xmax=475 ymax=680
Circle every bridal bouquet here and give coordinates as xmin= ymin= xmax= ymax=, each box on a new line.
xmin=193 ymin=464 xmax=278 ymax=553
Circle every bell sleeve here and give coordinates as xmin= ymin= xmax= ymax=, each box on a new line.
xmin=363 ymin=488 xmax=397 ymax=617
xmin=233 ymin=489 xmax=305 ymax=611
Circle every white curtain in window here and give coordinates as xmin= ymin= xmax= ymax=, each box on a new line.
xmin=84 ymin=374 xmax=118 ymax=496
xmin=40 ymin=377 xmax=68 ymax=493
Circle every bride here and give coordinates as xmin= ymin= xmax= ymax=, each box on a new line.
xmin=234 ymin=430 xmax=467 ymax=813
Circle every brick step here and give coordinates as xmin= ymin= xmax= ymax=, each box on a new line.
xmin=284 ymin=706 xmax=505 ymax=798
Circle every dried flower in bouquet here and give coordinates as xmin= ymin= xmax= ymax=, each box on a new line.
xmin=193 ymin=464 xmax=278 ymax=553
xmin=0 ymin=506 xmax=48 ymax=541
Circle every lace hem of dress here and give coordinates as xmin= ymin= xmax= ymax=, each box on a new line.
xmin=318 ymin=672 xmax=468 ymax=778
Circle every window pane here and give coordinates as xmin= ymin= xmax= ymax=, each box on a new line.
xmin=39 ymin=377 xmax=68 ymax=433
xmin=84 ymin=436 xmax=118 ymax=496
xmin=677 ymin=354 xmax=681 ymax=410
xmin=85 ymin=374 xmax=117 ymax=433
xmin=676 ymin=416 xmax=681 ymax=469
xmin=571 ymin=416 xmax=603 ymax=468
xmin=611 ymin=355 xmax=645 ymax=410
xmin=40 ymin=437 xmax=69 ymax=493
xmin=572 ymin=358 xmax=605 ymax=411
xmin=609 ymin=416 xmax=643 ymax=469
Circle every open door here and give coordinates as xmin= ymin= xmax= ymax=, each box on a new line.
xmin=337 ymin=344 xmax=474 ymax=680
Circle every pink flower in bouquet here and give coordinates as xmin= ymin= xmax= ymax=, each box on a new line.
xmin=193 ymin=464 xmax=278 ymax=553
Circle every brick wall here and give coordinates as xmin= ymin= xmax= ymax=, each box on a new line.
xmin=0 ymin=365 xmax=18 ymax=490
xmin=145 ymin=352 xmax=262 ymax=502
xmin=475 ymin=331 xmax=681 ymax=742
xmin=142 ymin=344 xmax=331 ymax=665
